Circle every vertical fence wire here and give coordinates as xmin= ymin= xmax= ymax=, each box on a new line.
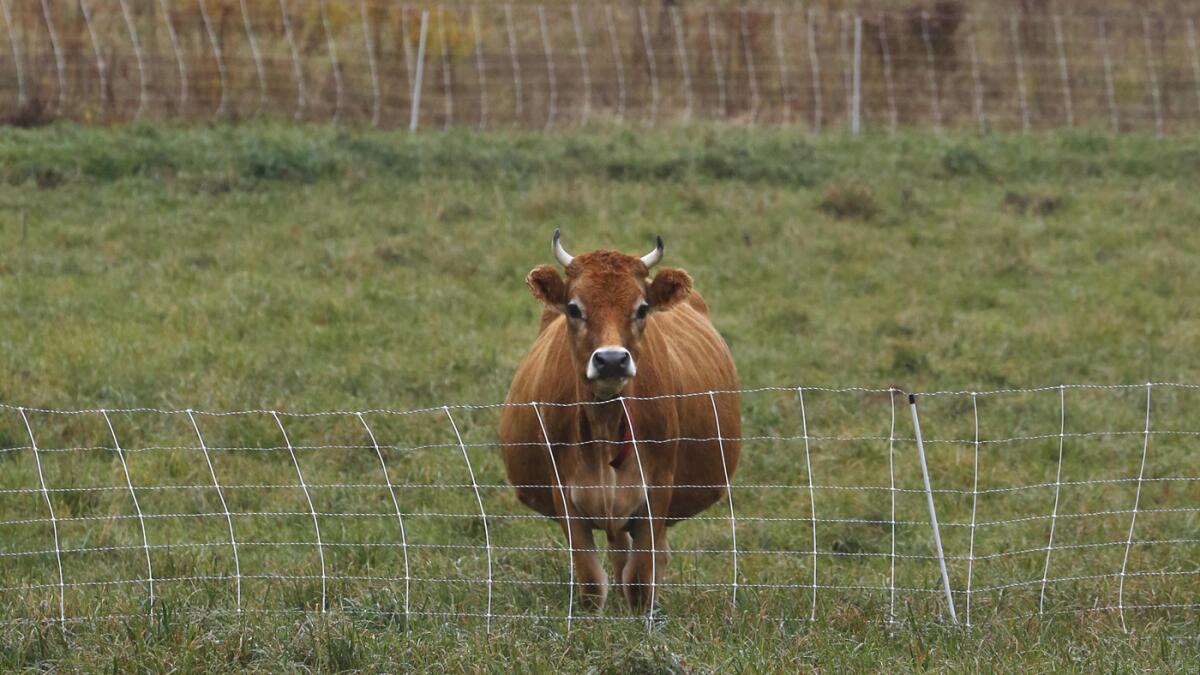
xmin=186 ymin=410 xmax=241 ymax=613
xmin=850 ymin=14 xmax=862 ymax=134
xmin=410 ymin=10 xmax=429 ymax=132
xmin=505 ymin=3 xmax=523 ymax=124
xmin=438 ymin=5 xmax=452 ymax=130
xmin=17 ymin=408 xmax=65 ymax=627
xmin=740 ymin=7 xmax=759 ymax=123
xmin=356 ymin=412 xmax=410 ymax=625
xmin=539 ymin=5 xmax=556 ymax=129
xmin=708 ymin=393 xmax=738 ymax=611
xmin=807 ymin=9 xmax=822 ymax=132
xmin=361 ymin=0 xmax=381 ymax=127
xmin=1118 ymin=384 xmax=1153 ymax=632
xmin=886 ymin=391 xmax=898 ymax=625
xmin=279 ymin=0 xmax=307 ymax=120
xmin=920 ymin=11 xmax=943 ymax=134
xmin=878 ymin=12 xmax=897 ymax=134
xmin=797 ymin=387 xmax=818 ymax=622
xmin=965 ymin=393 xmax=980 ymax=628
xmin=473 ymin=5 xmax=488 ymax=130
xmin=1039 ymin=386 xmax=1067 ymax=616
xmin=320 ymin=0 xmax=344 ymax=124
xmin=1011 ymin=13 xmax=1030 ymax=133
xmin=1052 ymin=14 xmax=1073 ymax=128
xmin=707 ymin=9 xmax=726 ymax=119
xmin=966 ymin=14 xmax=986 ymax=134
xmin=638 ymin=5 xmax=659 ymax=126
xmin=607 ymin=5 xmax=626 ymax=121
xmin=618 ymin=398 xmax=657 ymax=630
xmin=445 ymin=406 xmax=493 ymax=632
xmin=100 ymin=410 xmax=155 ymax=618
xmin=530 ymin=403 xmax=575 ymax=632
xmin=271 ymin=411 xmax=326 ymax=612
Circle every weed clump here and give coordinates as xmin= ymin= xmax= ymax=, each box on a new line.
xmin=818 ymin=181 xmax=879 ymax=221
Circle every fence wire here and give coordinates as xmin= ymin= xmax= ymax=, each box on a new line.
xmin=0 ymin=383 xmax=1197 ymax=632
xmin=1 ymin=3 xmax=1200 ymax=133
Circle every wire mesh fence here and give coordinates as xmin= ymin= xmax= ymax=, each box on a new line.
xmin=0 ymin=383 xmax=1197 ymax=631
xmin=1 ymin=2 xmax=1199 ymax=133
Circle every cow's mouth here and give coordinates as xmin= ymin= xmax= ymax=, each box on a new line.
xmin=590 ymin=376 xmax=630 ymax=401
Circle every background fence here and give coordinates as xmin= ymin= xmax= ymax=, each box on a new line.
xmin=2 ymin=2 xmax=1200 ymax=133
xmin=0 ymin=383 xmax=1197 ymax=631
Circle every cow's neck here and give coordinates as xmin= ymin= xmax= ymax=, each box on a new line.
xmin=581 ymin=399 xmax=625 ymax=442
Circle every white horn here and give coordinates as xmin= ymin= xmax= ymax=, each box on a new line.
xmin=553 ymin=229 xmax=573 ymax=267
xmin=641 ymin=235 xmax=664 ymax=269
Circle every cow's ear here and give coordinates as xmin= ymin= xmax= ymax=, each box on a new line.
xmin=526 ymin=265 xmax=567 ymax=311
xmin=647 ymin=267 xmax=692 ymax=312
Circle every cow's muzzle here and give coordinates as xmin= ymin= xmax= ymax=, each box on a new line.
xmin=587 ymin=347 xmax=636 ymax=380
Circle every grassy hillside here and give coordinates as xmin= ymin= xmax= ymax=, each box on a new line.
xmin=0 ymin=124 xmax=1198 ymax=671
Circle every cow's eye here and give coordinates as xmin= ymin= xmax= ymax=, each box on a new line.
xmin=567 ymin=302 xmax=584 ymax=320
xmin=635 ymin=303 xmax=649 ymax=320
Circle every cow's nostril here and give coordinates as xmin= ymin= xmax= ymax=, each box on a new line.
xmin=589 ymin=348 xmax=634 ymax=379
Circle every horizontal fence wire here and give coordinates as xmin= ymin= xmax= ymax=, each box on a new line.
xmin=0 ymin=2 xmax=1199 ymax=133
xmin=0 ymin=383 xmax=1197 ymax=633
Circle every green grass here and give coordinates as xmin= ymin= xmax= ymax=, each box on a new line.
xmin=0 ymin=123 xmax=1198 ymax=671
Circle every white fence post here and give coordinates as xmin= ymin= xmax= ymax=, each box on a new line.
xmin=78 ymin=0 xmax=108 ymax=115
xmin=1118 ymin=384 xmax=1153 ymax=633
xmin=539 ymin=5 xmax=557 ymax=130
xmin=505 ymin=3 xmax=523 ymax=125
xmin=774 ymin=8 xmax=791 ymax=125
xmin=158 ymin=0 xmax=188 ymax=114
xmin=320 ymin=0 xmax=345 ymax=124
xmin=118 ymin=0 xmax=147 ymax=121
xmin=671 ymin=6 xmax=693 ymax=122
xmin=198 ymin=0 xmax=229 ymax=120
xmin=243 ymin=0 xmax=269 ymax=118
xmin=37 ymin=0 xmax=65 ymax=115
xmin=1052 ymin=15 xmax=1073 ymax=128
xmin=0 ymin=0 xmax=26 ymax=107
xmin=1010 ymin=14 xmax=1030 ymax=133
xmin=606 ymin=5 xmax=626 ymax=122
xmin=444 ymin=406 xmax=494 ymax=632
xmin=1099 ymin=16 xmax=1119 ymax=133
xmin=18 ymin=408 xmax=65 ymax=628
xmin=740 ymin=7 xmax=760 ymax=123
xmin=966 ymin=14 xmax=986 ymax=134
xmin=571 ymin=3 xmax=592 ymax=125
xmin=920 ymin=11 xmax=943 ymax=134
xmin=638 ymin=5 xmax=659 ymax=126
xmin=807 ymin=9 xmax=822 ymax=133
xmin=707 ymin=9 xmax=726 ymax=119
xmin=410 ymin=10 xmax=429 ymax=133
xmin=361 ymin=0 xmax=381 ymax=127
xmin=908 ymin=395 xmax=959 ymax=624
xmin=279 ymin=0 xmax=307 ymax=120
xmin=1143 ymin=15 xmax=1164 ymax=137
xmin=851 ymin=15 xmax=862 ymax=135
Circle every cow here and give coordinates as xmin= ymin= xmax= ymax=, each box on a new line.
xmin=500 ymin=230 xmax=740 ymax=612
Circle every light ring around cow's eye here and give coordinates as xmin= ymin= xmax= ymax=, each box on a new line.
xmin=635 ymin=302 xmax=649 ymax=320
xmin=567 ymin=302 xmax=584 ymax=320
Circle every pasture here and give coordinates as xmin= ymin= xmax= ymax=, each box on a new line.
xmin=1 ymin=123 xmax=1199 ymax=671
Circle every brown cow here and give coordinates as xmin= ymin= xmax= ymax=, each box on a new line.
xmin=500 ymin=231 xmax=740 ymax=612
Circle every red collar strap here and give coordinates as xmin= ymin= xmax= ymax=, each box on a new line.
xmin=609 ymin=413 xmax=634 ymax=469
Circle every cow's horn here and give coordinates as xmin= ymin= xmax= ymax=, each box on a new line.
xmin=641 ymin=235 xmax=664 ymax=269
xmin=553 ymin=229 xmax=574 ymax=267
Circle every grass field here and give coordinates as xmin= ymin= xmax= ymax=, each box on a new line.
xmin=1 ymin=123 xmax=1199 ymax=671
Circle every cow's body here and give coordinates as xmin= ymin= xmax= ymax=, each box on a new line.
xmin=500 ymin=235 xmax=740 ymax=611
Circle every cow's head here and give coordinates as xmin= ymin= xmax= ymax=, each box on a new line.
xmin=526 ymin=230 xmax=693 ymax=400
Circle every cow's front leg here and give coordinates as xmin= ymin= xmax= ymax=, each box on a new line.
xmin=605 ymin=528 xmax=632 ymax=598
xmin=560 ymin=515 xmax=607 ymax=611
xmin=621 ymin=502 xmax=670 ymax=613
